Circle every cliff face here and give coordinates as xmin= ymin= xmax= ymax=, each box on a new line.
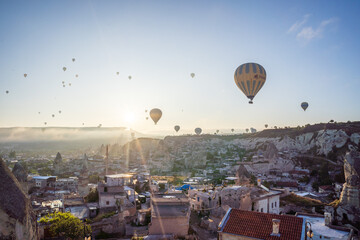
xmin=0 ymin=158 xmax=38 ymax=240
xmin=339 ymin=151 xmax=360 ymax=208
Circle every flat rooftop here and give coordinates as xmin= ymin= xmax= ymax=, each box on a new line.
xmin=297 ymin=214 xmax=351 ymax=240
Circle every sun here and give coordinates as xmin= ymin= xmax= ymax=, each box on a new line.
xmin=124 ymin=112 xmax=135 ymax=124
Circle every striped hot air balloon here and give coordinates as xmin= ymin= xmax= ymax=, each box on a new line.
xmin=234 ymin=63 xmax=266 ymax=104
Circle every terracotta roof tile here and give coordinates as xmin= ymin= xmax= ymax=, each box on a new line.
xmin=222 ymin=209 xmax=303 ymax=240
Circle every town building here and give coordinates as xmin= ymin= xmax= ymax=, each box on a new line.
xmin=218 ymin=208 xmax=304 ymax=240
xmin=148 ymin=193 xmax=190 ymax=238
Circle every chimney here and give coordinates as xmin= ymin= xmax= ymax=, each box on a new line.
xmin=271 ymin=219 xmax=281 ymax=236
xmin=257 ymin=179 xmax=261 ymax=186
xmin=105 ymin=145 xmax=109 ymax=175
xmin=324 ymin=212 xmax=332 ymax=226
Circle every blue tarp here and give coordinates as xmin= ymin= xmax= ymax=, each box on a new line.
xmin=175 ymin=184 xmax=194 ymax=190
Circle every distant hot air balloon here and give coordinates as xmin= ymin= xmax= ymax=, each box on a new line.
xmin=52 ymin=114 xmax=55 ymax=117
xmin=69 ymin=83 xmax=71 ymax=86
xmin=128 ymin=75 xmax=132 ymax=80
xmin=174 ymin=125 xmax=180 ymax=132
xmin=116 ymin=72 xmax=119 ymax=75
xmin=82 ymin=123 xmax=84 ymax=126
xmin=63 ymin=67 xmax=67 ymax=72
xmin=265 ymin=124 xmax=268 ymax=128
xmin=191 ymin=73 xmax=195 ymax=78
xmin=231 ymin=128 xmax=234 ymax=132
xmin=38 ymin=112 xmax=40 ymax=114
xmin=75 ymin=74 xmax=78 ymax=78
xmin=72 ymin=58 xmax=75 ymax=62
xmin=44 ymin=122 xmax=47 ymax=125
xmin=98 ymin=124 xmax=102 ymax=128
xmin=145 ymin=110 xmax=148 ymax=113
xmin=63 ymin=85 xmax=65 ymax=87
xmin=301 ymin=102 xmax=309 ymax=111
xmin=24 ymin=74 xmax=27 ymax=78
xmin=195 ymin=128 xmax=202 ymax=135
xmin=5 ymin=90 xmax=9 ymax=94
xmin=234 ymin=63 xmax=266 ymax=104
xmin=59 ymin=110 xmax=61 ymax=114
xmin=216 ymin=130 xmax=219 ymax=134
xmin=146 ymin=117 xmax=149 ymax=120
xmin=246 ymin=128 xmax=249 ymax=133
xmin=150 ymin=108 xmax=162 ymax=125
xmin=62 ymin=81 xmax=65 ymax=84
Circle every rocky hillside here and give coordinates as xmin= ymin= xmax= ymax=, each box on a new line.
xmin=107 ymin=122 xmax=360 ymax=171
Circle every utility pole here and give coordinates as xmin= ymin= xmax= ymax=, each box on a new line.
xmin=105 ymin=145 xmax=109 ymax=175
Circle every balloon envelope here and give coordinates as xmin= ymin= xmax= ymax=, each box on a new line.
xmin=195 ymin=127 xmax=202 ymax=135
xmin=150 ymin=108 xmax=162 ymax=124
xmin=301 ymin=102 xmax=309 ymax=111
xmin=191 ymin=73 xmax=195 ymax=78
xmin=265 ymin=124 xmax=268 ymax=128
xmin=231 ymin=128 xmax=234 ymax=132
xmin=24 ymin=74 xmax=27 ymax=78
xmin=174 ymin=125 xmax=180 ymax=132
xmin=63 ymin=67 xmax=67 ymax=71
xmin=234 ymin=63 xmax=266 ymax=104
xmin=72 ymin=58 xmax=75 ymax=62
xmin=128 ymin=75 xmax=132 ymax=80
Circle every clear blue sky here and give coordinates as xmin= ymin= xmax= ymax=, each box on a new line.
xmin=0 ymin=0 xmax=359 ymax=134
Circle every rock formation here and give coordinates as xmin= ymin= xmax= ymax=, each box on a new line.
xmin=53 ymin=152 xmax=63 ymax=175
xmin=327 ymin=150 xmax=360 ymax=229
xmin=0 ymin=157 xmax=38 ymax=239
xmin=12 ymin=162 xmax=27 ymax=183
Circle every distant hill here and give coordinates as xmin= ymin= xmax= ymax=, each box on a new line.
xmin=0 ymin=127 xmax=143 ymax=153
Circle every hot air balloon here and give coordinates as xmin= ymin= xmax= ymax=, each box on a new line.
xmin=301 ymin=102 xmax=309 ymax=111
xmin=52 ymin=114 xmax=55 ymax=117
xmin=24 ymin=74 xmax=27 ymax=78
xmin=63 ymin=85 xmax=65 ymax=87
xmin=265 ymin=124 xmax=268 ymax=128
xmin=174 ymin=125 xmax=180 ymax=132
xmin=82 ymin=123 xmax=84 ymax=126
xmin=72 ymin=58 xmax=75 ymax=62
xmin=59 ymin=110 xmax=61 ymax=114
xmin=150 ymin=108 xmax=162 ymax=125
xmin=5 ymin=90 xmax=9 ymax=94
xmin=145 ymin=110 xmax=148 ymax=113
xmin=146 ymin=117 xmax=149 ymax=120
xmin=246 ymin=128 xmax=249 ymax=133
xmin=191 ymin=73 xmax=195 ymax=78
xmin=234 ymin=63 xmax=266 ymax=104
xmin=195 ymin=128 xmax=202 ymax=135
xmin=231 ymin=128 xmax=234 ymax=132
xmin=128 ymin=75 xmax=132 ymax=80
xmin=75 ymin=74 xmax=78 ymax=78
xmin=63 ymin=67 xmax=67 ymax=72
xmin=69 ymin=83 xmax=71 ymax=86
xmin=116 ymin=72 xmax=119 ymax=75
xmin=98 ymin=124 xmax=102 ymax=128
xmin=62 ymin=81 xmax=65 ymax=84
xmin=216 ymin=130 xmax=219 ymax=134
xmin=44 ymin=122 xmax=47 ymax=125
xmin=38 ymin=112 xmax=40 ymax=114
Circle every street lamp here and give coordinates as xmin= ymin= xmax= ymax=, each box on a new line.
xmin=305 ymin=221 xmax=314 ymax=240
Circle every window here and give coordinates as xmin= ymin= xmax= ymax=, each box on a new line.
xmin=104 ymin=187 xmax=108 ymax=192
xmin=272 ymin=203 xmax=274 ymax=208
xmin=261 ymin=208 xmax=263 ymax=212
xmin=275 ymin=202 xmax=277 ymax=207
xmin=106 ymin=201 xmax=109 ymax=205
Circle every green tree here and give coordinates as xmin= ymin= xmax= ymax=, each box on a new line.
xmin=9 ymin=151 xmax=16 ymax=159
xmin=85 ymin=188 xmax=99 ymax=203
xmin=39 ymin=212 xmax=91 ymax=239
